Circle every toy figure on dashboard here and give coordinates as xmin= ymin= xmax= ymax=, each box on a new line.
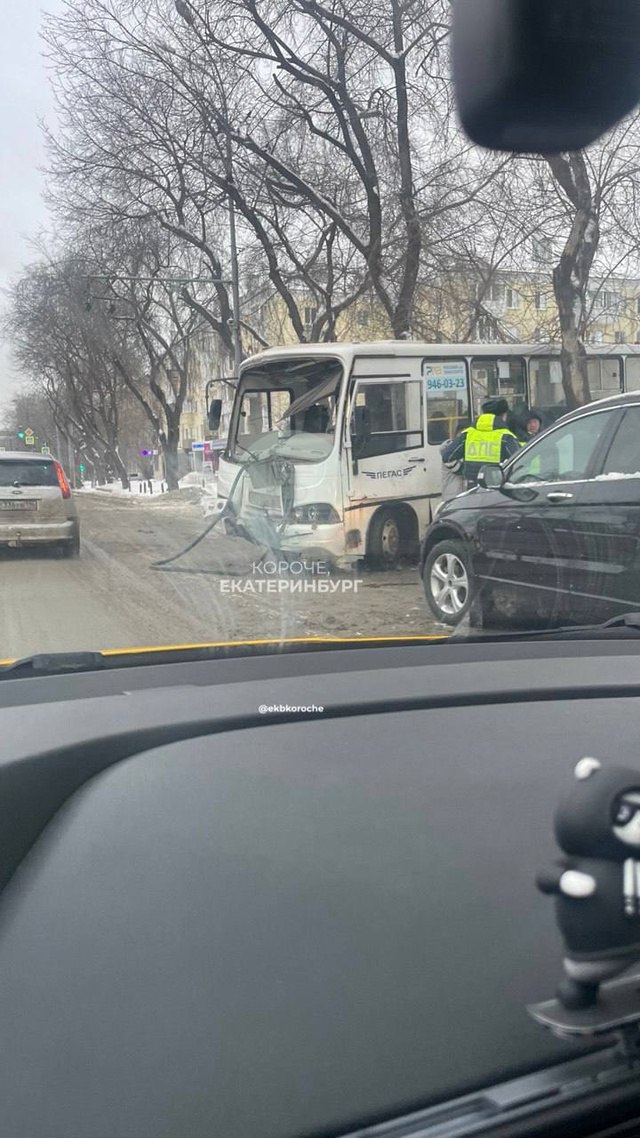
xmin=535 ymin=757 xmax=640 ymax=1010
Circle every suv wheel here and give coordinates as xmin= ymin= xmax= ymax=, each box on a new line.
xmin=423 ymin=539 xmax=474 ymax=625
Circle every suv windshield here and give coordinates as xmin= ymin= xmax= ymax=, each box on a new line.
xmin=1 ymin=1 xmax=640 ymax=662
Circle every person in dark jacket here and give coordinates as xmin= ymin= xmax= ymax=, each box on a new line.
xmin=440 ymin=419 xmax=471 ymax=502
xmin=508 ymin=406 xmax=544 ymax=445
xmin=441 ymin=398 xmax=519 ymax=488
xmin=522 ymin=407 xmax=544 ymax=442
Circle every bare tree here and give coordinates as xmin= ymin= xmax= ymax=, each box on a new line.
xmin=543 ymin=153 xmax=599 ymax=407
xmin=6 ymin=259 xmax=133 ymax=487
xmin=82 ymin=224 xmax=212 ymax=489
xmin=43 ymin=0 xmax=508 ymax=346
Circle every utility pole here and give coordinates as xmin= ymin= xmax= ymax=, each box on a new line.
xmin=67 ymin=437 xmax=76 ymax=487
xmin=226 ymin=137 xmax=242 ymax=377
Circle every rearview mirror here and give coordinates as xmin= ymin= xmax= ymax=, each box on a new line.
xmin=208 ymin=399 xmax=223 ymax=433
xmin=477 ymin=464 xmax=504 ymax=490
xmin=451 ymin=0 xmax=640 ymax=152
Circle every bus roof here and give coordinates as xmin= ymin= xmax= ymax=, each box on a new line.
xmin=241 ymin=340 xmax=640 ymax=371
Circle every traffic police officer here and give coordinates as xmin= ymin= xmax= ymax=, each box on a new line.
xmin=441 ymin=398 xmax=519 ymax=488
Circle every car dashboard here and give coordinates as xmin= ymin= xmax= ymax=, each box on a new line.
xmin=1 ymin=641 xmax=640 ymax=1138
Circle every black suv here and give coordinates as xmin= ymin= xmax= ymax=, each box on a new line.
xmin=421 ymin=392 xmax=640 ymax=628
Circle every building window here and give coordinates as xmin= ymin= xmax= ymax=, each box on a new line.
xmin=487 ymin=282 xmax=504 ymax=304
xmin=532 ymin=237 xmax=553 ymax=264
xmin=477 ymin=315 xmax=496 ymax=342
xmin=597 ymin=290 xmax=618 ymax=311
xmin=303 ymin=305 xmax=318 ymax=327
xmin=534 ymin=290 xmax=547 ymax=311
xmin=615 ymin=331 xmax=625 ymax=344
xmin=357 ymin=310 xmax=370 ymax=328
xmin=505 ymin=287 xmax=519 ymax=310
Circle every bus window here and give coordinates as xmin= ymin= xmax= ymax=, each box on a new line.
xmin=587 ymin=358 xmax=621 ymax=399
xmin=529 ymin=358 xmax=566 ymax=417
xmin=625 ymin=357 xmax=640 ymax=392
xmin=422 ymin=359 xmax=470 ymax=444
xmin=471 ymin=357 xmax=526 ymax=411
xmin=350 ymin=381 xmax=422 ymax=458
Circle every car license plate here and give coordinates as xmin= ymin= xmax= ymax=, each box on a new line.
xmin=0 ymin=500 xmax=38 ymax=512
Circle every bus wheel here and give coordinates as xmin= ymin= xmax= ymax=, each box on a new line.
xmin=366 ymin=507 xmax=403 ymax=569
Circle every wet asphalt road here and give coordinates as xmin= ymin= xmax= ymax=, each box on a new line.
xmin=0 ymin=490 xmax=448 ymax=659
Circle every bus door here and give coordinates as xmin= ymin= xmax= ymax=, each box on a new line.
xmin=346 ymin=359 xmax=424 ymax=509
xmin=625 ymin=355 xmax=640 ymax=394
xmin=423 ymin=358 xmax=472 ymax=492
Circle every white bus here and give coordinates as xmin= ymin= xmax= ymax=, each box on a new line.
xmin=213 ymin=341 xmax=640 ymax=568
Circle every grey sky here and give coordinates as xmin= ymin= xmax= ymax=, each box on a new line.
xmin=0 ymin=0 xmax=63 ymax=411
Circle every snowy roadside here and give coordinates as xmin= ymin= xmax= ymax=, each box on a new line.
xmin=76 ymin=478 xmax=168 ymax=497
xmin=76 ymin=476 xmax=219 ymax=516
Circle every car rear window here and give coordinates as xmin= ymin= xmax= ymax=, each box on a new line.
xmin=0 ymin=461 xmax=58 ymax=488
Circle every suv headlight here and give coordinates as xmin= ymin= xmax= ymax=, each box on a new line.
xmin=290 ymin=503 xmax=340 ymax=524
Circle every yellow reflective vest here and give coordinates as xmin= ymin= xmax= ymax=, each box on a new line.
xmin=463 ymin=414 xmax=516 ymax=466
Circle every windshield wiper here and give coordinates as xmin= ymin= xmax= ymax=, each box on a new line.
xmin=454 ymin=611 xmax=640 ymax=643
xmin=0 ymin=651 xmax=106 ymax=679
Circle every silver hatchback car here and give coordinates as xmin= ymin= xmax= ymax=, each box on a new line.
xmin=0 ymin=452 xmax=80 ymax=557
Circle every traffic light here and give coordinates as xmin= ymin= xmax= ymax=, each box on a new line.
xmin=17 ymin=428 xmax=25 ymax=440
xmin=79 ymin=464 xmax=86 ymax=474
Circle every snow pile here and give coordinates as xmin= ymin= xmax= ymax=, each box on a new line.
xmin=179 ymin=470 xmax=217 ymax=495
xmin=143 ymin=486 xmax=203 ymax=508
xmin=178 ymin=471 xmax=205 ymax=489
xmin=85 ymin=479 xmax=167 ymax=497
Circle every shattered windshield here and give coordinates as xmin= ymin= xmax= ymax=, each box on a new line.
xmin=230 ymin=360 xmax=341 ymax=464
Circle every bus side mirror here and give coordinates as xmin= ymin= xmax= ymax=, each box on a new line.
xmin=208 ymin=399 xmax=223 ymax=432
xmin=452 ymin=0 xmax=640 ymax=152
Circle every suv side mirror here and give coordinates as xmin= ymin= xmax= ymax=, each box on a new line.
xmin=208 ymin=399 xmax=223 ymax=432
xmin=477 ymin=464 xmax=504 ymax=490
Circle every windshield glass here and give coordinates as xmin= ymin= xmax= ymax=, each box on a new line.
xmin=1 ymin=0 xmax=640 ymax=668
